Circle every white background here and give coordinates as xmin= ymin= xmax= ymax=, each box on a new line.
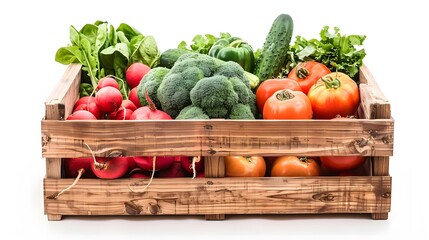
xmin=1 ymin=0 xmax=428 ymax=239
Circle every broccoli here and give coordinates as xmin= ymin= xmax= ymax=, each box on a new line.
xmin=228 ymin=104 xmax=255 ymax=119
xmin=176 ymin=105 xmax=210 ymax=119
xmin=190 ymin=75 xmax=239 ymax=118
xmin=137 ymin=67 xmax=169 ymax=109
xmin=156 ymin=52 xmax=257 ymax=119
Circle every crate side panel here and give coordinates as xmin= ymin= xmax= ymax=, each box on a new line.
xmin=41 ymin=119 xmax=394 ymax=158
xmin=44 ymin=176 xmax=391 ymax=216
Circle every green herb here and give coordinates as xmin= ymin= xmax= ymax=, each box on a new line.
xmin=283 ymin=26 xmax=366 ymax=78
xmin=178 ymin=32 xmax=231 ymax=54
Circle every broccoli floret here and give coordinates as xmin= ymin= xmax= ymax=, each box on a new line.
xmin=190 ymin=75 xmax=239 ymax=118
xmin=176 ymin=105 xmax=210 ymax=120
xmin=228 ymin=104 xmax=255 ymax=119
xmin=215 ymin=61 xmax=250 ymax=88
xmin=137 ymin=67 xmax=169 ymax=109
xmin=156 ymin=52 xmax=257 ymax=119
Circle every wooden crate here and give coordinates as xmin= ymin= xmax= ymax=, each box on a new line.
xmin=41 ymin=64 xmax=393 ymax=221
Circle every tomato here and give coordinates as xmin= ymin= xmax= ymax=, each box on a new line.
xmin=288 ymin=61 xmax=331 ymax=94
xmin=319 ymin=156 xmax=366 ymax=172
xmin=255 ymin=78 xmax=302 ymax=113
xmin=224 ymin=156 xmax=266 ymax=177
xmin=270 ymin=156 xmax=321 ymax=177
xmin=307 ymin=72 xmax=360 ymax=119
xmin=263 ymin=89 xmax=312 ymax=119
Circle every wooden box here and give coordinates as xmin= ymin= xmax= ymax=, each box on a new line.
xmin=41 ymin=64 xmax=393 ymax=221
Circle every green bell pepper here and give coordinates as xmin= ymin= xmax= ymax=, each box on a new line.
xmin=208 ymin=37 xmax=256 ymax=72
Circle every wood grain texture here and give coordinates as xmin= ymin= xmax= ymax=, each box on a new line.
xmin=358 ymin=65 xmax=391 ymax=119
xmin=43 ymin=176 xmax=391 ymax=216
xmin=44 ymin=64 xmax=81 ymax=120
xmin=41 ymin=119 xmax=394 ymax=158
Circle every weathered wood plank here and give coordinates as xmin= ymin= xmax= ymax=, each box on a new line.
xmin=204 ymin=156 xmax=225 ymax=220
xmin=41 ymin=119 xmax=394 ymax=158
xmin=44 ymin=176 xmax=391 ymax=216
xmin=44 ymin=64 xmax=81 ymax=120
xmin=358 ymin=65 xmax=391 ymax=120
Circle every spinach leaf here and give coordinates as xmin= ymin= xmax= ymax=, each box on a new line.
xmin=129 ymin=35 xmax=160 ymax=68
xmin=117 ymin=23 xmax=142 ymax=41
xmin=55 ymin=46 xmax=83 ymax=65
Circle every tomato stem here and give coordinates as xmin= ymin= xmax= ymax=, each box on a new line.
xmin=321 ymin=76 xmax=341 ymax=89
xmin=276 ymin=89 xmax=294 ymax=101
xmin=296 ymin=62 xmax=309 ymax=79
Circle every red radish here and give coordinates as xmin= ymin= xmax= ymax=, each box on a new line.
xmin=67 ymin=110 xmax=97 ymax=120
xmin=95 ymin=86 xmax=123 ymax=114
xmin=91 ymin=156 xmax=131 ymax=179
xmin=126 ymin=62 xmax=151 ymax=89
xmin=196 ymin=172 xmax=205 ymax=178
xmin=108 ymin=107 xmax=134 ymax=120
xmin=158 ymin=160 xmax=191 ymax=178
xmin=121 ymin=99 xmax=137 ymax=111
xmin=134 ymin=156 xmax=174 ymax=171
xmin=97 ymin=76 xmax=119 ymax=91
xmin=129 ymin=87 xmax=142 ymax=108
xmin=63 ymin=157 xmax=96 ymax=178
xmin=73 ymin=96 xmax=96 ymax=110
xmin=74 ymin=102 xmax=103 ymax=119
xmin=180 ymin=156 xmax=204 ymax=174
xmin=130 ymin=90 xmax=171 ymax=120
xmin=128 ymin=168 xmax=151 ymax=179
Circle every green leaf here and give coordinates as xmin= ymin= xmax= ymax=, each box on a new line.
xmin=108 ymin=24 xmax=117 ymax=46
xmin=55 ymin=46 xmax=83 ymax=65
xmin=70 ymin=26 xmax=80 ymax=46
xmin=100 ymin=42 xmax=129 ymax=70
xmin=79 ymin=24 xmax=98 ymax=45
xmin=130 ymin=35 xmax=160 ymax=68
xmin=117 ymin=31 xmax=130 ymax=45
xmin=117 ymin=23 xmax=142 ymax=41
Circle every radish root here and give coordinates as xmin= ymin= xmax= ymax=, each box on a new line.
xmin=84 ymin=142 xmax=105 ymax=169
xmin=47 ymin=168 xmax=84 ymax=200
xmin=129 ymin=156 xmax=156 ymax=193
xmin=191 ymin=156 xmax=200 ymax=179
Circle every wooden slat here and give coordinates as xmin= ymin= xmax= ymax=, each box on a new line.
xmin=358 ymin=65 xmax=391 ymax=119
xmin=43 ymin=176 xmax=391 ymax=216
xmin=41 ymin=119 xmax=394 ymax=158
xmin=44 ymin=63 xmax=82 ymax=120
xmin=204 ymin=156 xmax=225 ymax=220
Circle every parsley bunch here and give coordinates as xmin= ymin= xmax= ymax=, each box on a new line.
xmin=283 ymin=26 xmax=366 ymax=79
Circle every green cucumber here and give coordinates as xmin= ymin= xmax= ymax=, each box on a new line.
xmin=254 ymin=14 xmax=294 ymax=81
xmin=159 ymin=48 xmax=190 ymax=68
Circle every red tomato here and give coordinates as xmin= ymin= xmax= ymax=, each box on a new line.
xmin=319 ymin=156 xmax=366 ymax=172
xmin=263 ymin=89 xmax=312 ymax=119
xmin=307 ymin=72 xmax=360 ymax=119
xmin=288 ymin=61 xmax=331 ymax=94
xmin=270 ymin=156 xmax=321 ymax=177
xmin=224 ymin=156 xmax=266 ymax=177
xmin=255 ymin=78 xmax=302 ymax=113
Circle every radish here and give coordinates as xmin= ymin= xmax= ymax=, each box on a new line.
xmin=73 ymin=96 xmax=96 ymax=110
xmin=67 ymin=110 xmax=97 ymax=120
xmin=126 ymin=62 xmax=150 ymax=89
xmin=97 ymin=76 xmax=120 ymax=91
xmin=128 ymin=168 xmax=151 ymax=179
xmin=91 ymin=156 xmax=131 ymax=179
xmin=158 ymin=160 xmax=191 ymax=178
xmin=180 ymin=156 xmax=204 ymax=175
xmin=129 ymin=86 xmax=142 ymax=108
xmin=121 ymin=99 xmax=137 ymax=111
xmin=134 ymin=156 xmax=174 ymax=171
xmin=95 ymin=86 xmax=123 ymax=114
xmin=130 ymin=89 xmax=171 ymax=120
xmin=74 ymin=102 xmax=103 ymax=119
xmin=108 ymin=107 xmax=134 ymax=120
xmin=63 ymin=157 xmax=96 ymax=178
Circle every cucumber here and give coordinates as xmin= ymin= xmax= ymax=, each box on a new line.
xmin=159 ymin=48 xmax=190 ymax=68
xmin=254 ymin=14 xmax=294 ymax=81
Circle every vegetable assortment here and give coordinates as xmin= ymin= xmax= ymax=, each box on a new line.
xmin=56 ymin=14 xmax=369 ymax=179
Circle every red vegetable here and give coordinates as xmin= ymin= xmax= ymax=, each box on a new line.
xmin=255 ymin=78 xmax=302 ymax=113
xmin=66 ymin=110 xmax=97 ymax=120
xmin=96 ymin=76 xmax=119 ymax=91
xmin=126 ymin=62 xmax=151 ymax=89
xmin=95 ymin=86 xmax=123 ymax=114
xmin=263 ymin=89 xmax=312 ymax=119
xmin=130 ymin=89 xmax=171 ymax=120
xmin=91 ymin=157 xmax=131 ymax=179
xmin=134 ymin=156 xmax=175 ymax=171
xmin=288 ymin=61 xmax=331 ymax=94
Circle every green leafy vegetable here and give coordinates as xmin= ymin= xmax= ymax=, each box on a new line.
xmin=284 ymin=26 xmax=366 ymax=78
xmin=178 ymin=33 xmax=231 ymax=54
xmin=55 ymin=21 xmax=161 ymax=98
